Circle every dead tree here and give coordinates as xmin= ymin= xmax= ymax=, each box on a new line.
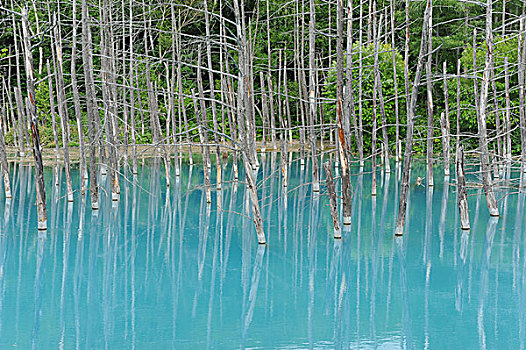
xmin=442 ymin=61 xmax=450 ymax=176
xmin=519 ymin=18 xmax=526 ymax=172
xmin=456 ymin=59 xmax=461 ymax=151
xmin=324 ymin=162 xmax=341 ymax=238
xmin=336 ymin=0 xmax=352 ymax=224
xmin=53 ymin=18 xmax=74 ymax=202
xmin=0 ymin=107 xmax=11 ymax=199
xmin=309 ymin=0 xmax=320 ymax=192
xmin=22 ymin=7 xmax=47 ymax=229
xmin=345 ymin=0 xmax=360 ymax=170
xmin=456 ymin=147 xmax=470 ymax=230
xmin=12 ymin=24 xmax=26 ymax=157
xmin=192 ymin=88 xmax=211 ymax=204
xmin=70 ymin=0 xmax=88 ymax=192
xmin=82 ymin=0 xmax=100 ymax=210
xmin=426 ymin=5 xmax=434 ymax=187
xmin=390 ymin=0 xmax=400 ymax=161
xmin=477 ymin=0 xmax=499 ymax=217
xmin=395 ymin=0 xmax=432 ymax=236
xmin=402 ymin=0 xmax=410 ymax=162
xmin=204 ymin=0 xmax=222 ymax=190
xmin=376 ymin=14 xmax=391 ymax=174
xmin=46 ymin=60 xmax=59 ymax=186
xmin=233 ymin=0 xmax=266 ymax=244
xmin=371 ymin=7 xmax=379 ymax=196
xmin=504 ymin=57 xmax=512 ymax=160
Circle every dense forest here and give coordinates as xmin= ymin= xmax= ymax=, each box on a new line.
xmin=0 ymin=0 xmax=525 ymax=237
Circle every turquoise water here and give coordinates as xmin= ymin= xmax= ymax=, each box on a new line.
xmin=0 ymin=155 xmax=524 ymax=349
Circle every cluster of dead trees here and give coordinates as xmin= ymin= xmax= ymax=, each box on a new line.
xmin=0 ymin=0 xmax=525 ymax=240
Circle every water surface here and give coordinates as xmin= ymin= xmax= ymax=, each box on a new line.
xmin=0 ymin=155 xmax=524 ymax=349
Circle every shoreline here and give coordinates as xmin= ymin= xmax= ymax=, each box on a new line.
xmin=5 ymin=141 xmax=333 ymax=166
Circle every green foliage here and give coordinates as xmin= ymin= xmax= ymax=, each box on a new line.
xmin=453 ymin=35 xmax=522 ymax=153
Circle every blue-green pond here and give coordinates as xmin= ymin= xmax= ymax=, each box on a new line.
xmin=0 ymin=155 xmax=524 ymax=349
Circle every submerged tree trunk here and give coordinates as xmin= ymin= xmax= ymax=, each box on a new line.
xmin=456 ymin=147 xmax=470 ymax=230
xmin=336 ymin=0 xmax=352 ymax=224
xmin=309 ymin=0 xmax=319 ymax=192
xmin=233 ymin=0 xmax=266 ymax=244
xmin=395 ymin=0 xmax=432 ymax=236
xmin=82 ymin=0 xmax=99 ymax=210
xmin=477 ymin=0 xmax=499 ymax=216
xmin=324 ymin=162 xmax=341 ymax=238
xmin=22 ymin=7 xmax=47 ymax=229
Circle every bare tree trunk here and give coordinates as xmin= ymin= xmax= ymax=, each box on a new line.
xmin=233 ymin=0 xmax=266 ymax=244
xmin=280 ymin=135 xmax=288 ymax=188
xmin=4 ymin=71 xmax=19 ymax=153
xmin=0 ymin=107 xmax=11 ymax=199
xmin=46 ymin=60 xmax=59 ymax=186
xmin=130 ymin=74 xmax=138 ymax=174
xmin=442 ymin=61 xmax=451 ymax=176
xmin=324 ymin=162 xmax=341 ymax=238
xmin=376 ymin=15 xmax=391 ymax=174
xmin=440 ymin=112 xmax=450 ymax=178
xmin=145 ymin=62 xmax=170 ymax=188
xmin=477 ymin=0 xmax=499 ymax=216
xmin=403 ymin=0 xmax=410 ymax=163
xmin=390 ymin=0 xmax=400 ymax=162
xmin=456 ymin=147 xmax=470 ymax=230
xmin=473 ymin=29 xmax=480 ymax=122
xmin=519 ymin=18 xmax=526 ymax=172
xmin=371 ymin=7 xmax=379 ymax=196
xmin=22 ymin=7 xmax=47 ymax=229
xmin=283 ymin=53 xmax=293 ymax=146
xmin=242 ymin=151 xmax=266 ymax=244
xmin=357 ymin=0 xmax=365 ymax=166
xmin=395 ymin=0 xmax=432 ymax=236
xmin=176 ymin=31 xmax=192 ymax=166
xmin=71 ymin=0 xmax=88 ymax=192
xmin=504 ymin=57 xmax=512 ymax=160
xmin=260 ymin=72 xmax=269 ymax=148
xmin=426 ymin=6 xmax=434 ymax=187
xmin=266 ymin=0 xmax=274 ymax=146
xmin=82 ymin=0 xmax=100 ymax=210
xmin=193 ymin=86 xmax=211 ymax=204
xmin=169 ymin=4 xmax=180 ymax=178
xmin=490 ymin=61 xmax=502 ymax=159
xmin=53 ymin=20 xmax=74 ymax=202
xmin=345 ymin=0 xmax=359 ymax=165
xmin=337 ymin=0 xmax=352 ymax=224
xmin=456 ymin=59 xmax=461 ymax=151
xmin=204 ymin=0 xmax=221 ymax=190
xmin=12 ymin=23 xmax=26 ymax=157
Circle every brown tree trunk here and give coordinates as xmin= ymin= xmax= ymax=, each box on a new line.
xmin=324 ymin=162 xmax=341 ymax=238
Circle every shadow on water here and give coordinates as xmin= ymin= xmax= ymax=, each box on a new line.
xmin=0 ymin=158 xmax=526 ymax=348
